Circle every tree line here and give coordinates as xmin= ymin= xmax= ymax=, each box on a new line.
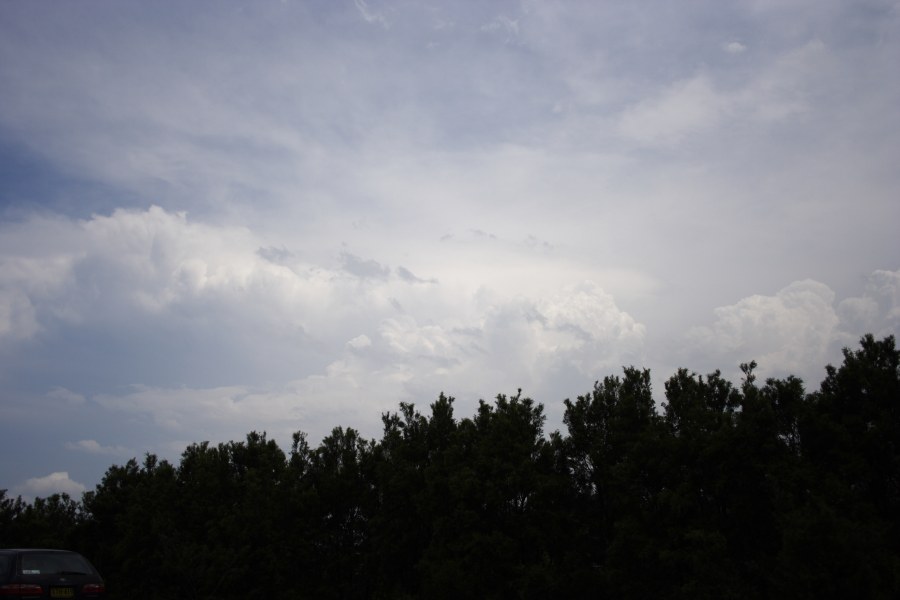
xmin=2 ymin=334 xmax=898 ymax=599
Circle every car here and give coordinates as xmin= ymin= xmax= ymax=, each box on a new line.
xmin=0 ymin=549 xmax=105 ymax=598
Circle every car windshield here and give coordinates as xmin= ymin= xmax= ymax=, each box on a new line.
xmin=20 ymin=553 xmax=92 ymax=576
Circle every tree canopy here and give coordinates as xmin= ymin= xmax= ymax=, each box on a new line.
xmin=2 ymin=335 xmax=898 ymax=599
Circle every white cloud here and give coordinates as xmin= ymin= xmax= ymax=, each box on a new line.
xmin=0 ymin=208 xmax=248 ymax=329
xmin=369 ymin=280 xmax=646 ymax=398
xmin=724 ymin=41 xmax=747 ymax=53
xmin=0 ymin=208 xmax=356 ymax=353
xmin=13 ymin=472 xmax=86 ymax=500
xmin=687 ymin=279 xmax=839 ymax=377
xmin=686 ymin=271 xmax=900 ymax=383
xmin=380 ymin=316 xmax=458 ymax=360
xmin=0 ymin=205 xmax=652 ymax=366
xmin=0 ymin=231 xmax=77 ymax=340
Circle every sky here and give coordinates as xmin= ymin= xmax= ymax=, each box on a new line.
xmin=1 ymin=0 xmax=898 ymax=499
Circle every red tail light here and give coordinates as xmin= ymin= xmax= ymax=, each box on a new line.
xmin=0 ymin=583 xmax=43 ymax=596
xmin=83 ymin=583 xmax=106 ymax=594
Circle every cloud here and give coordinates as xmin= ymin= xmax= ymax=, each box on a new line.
xmin=22 ymin=211 xmax=897 ymax=449
xmin=0 ymin=208 xmax=391 ymax=395
xmin=257 ymin=246 xmax=294 ymax=265
xmin=93 ymin=384 xmax=301 ymax=437
xmin=687 ymin=279 xmax=839 ymax=376
xmin=0 ymin=1 xmax=897 ymax=492
xmin=481 ymin=14 xmax=520 ymax=43
xmin=347 ymin=334 xmax=373 ymax=350
xmin=523 ymin=234 xmax=554 ymax=252
xmin=686 ymin=271 xmax=900 ymax=382
xmin=372 ymin=280 xmax=646 ymax=395
xmin=64 ymin=439 xmax=131 ymax=457
xmin=78 ymin=273 xmax=646 ymax=446
xmin=89 ymin=368 xmax=414 ymax=446
xmin=471 ymin=229 xmax=499 ymax=241
xmin=535 ymin=281 xmax=646 ymax=374
xmin=837 ymin=269 xmax=900 ymax=341
xmin=46 ymin=387 xmax=86 ymax=406
xmin=396 ymin=266 xmax=436 ymax=284
xmin=616 ymin=39 xmax=828 ymax=148
xmin=340 ymin=251 xmax=391 ymax=280
xmin=0 ymin=207 xmax=278 ymax=334
xmin=13 ymin=472 xmax=86 ymax=500
xmin=380 ymin=315 xmax=460 ymax=363
xmin=0 ymin=223 xmax=77 ymax=341
xmin=618 ymin=75 xmax=728 ymax=146
xmin=354 ymin=0 xmax=389 ymax=27
xmin=0 ymin=205 xmax=650 ymax=374
xmin=0 ymin=287 xmax=39 ymax=340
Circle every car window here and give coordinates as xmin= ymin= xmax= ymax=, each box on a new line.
xmin=0 ymin=556 xmax=10 ymax=577
xmin=19 ymin=553 xmax=92 ymax=575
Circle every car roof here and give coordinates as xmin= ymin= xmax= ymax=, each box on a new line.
xmin=0 ymin=549 xmax=81 ymax=553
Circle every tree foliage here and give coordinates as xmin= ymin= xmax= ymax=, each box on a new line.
xmin=2 ymin=335 xmax=898 ymax=598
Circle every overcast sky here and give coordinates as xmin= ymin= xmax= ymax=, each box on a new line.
xmin=2 ymin=0 xmax=898 ymax=499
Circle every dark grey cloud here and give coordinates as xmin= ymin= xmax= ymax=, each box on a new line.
xmin=257 ymin=245 xmax=294 ymax=265
xmin=396 ymin=266 xmax=436 ymax=284
xmin=340 ymin=251 xmax=391 ymax=280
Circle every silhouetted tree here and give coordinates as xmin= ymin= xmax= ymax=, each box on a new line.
xmin=5 ymin=335 xmax=898 ymax=599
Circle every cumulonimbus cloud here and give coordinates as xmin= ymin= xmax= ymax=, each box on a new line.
xmin=0 ymin=206 xmax=648 ymax=447
xmin=686 ymin=271 xmax=900 ymax=383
